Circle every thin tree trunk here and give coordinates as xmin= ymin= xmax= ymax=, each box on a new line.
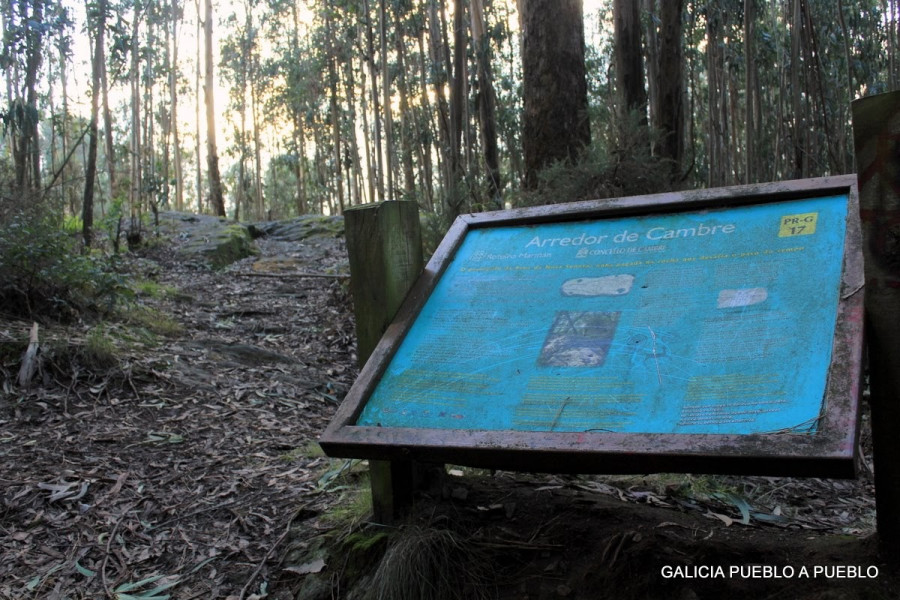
xmin=470 ymin=0 xmax=501 ymax=205
xmin=101 ymin=28 xmax=115 ymax=207
xmin=325 ymin=9 xmax=344 ymax=213
xmin=344 ymin=54 xmax=362 ymax=206
xmin=363 ymin=0 xmax=384 ymax=202
xmin=195 ymin=0 xmax=203 ymax=212
xmin=613 ymin=0 xmax=647 ymax=127
xmin=130 ymin=6 xmax=142 ymax=226
xmin=380 ymin=0 xmax=395 ymax=200
xmin=251 ymin=58 xmax=264 ymax=219
xmin=427 ymin=0 xmax=451 ymax=204
xmin=59 ymin=41 xmax=73 ymax=214
xmin=791 ymin=0 xmax=804 ymax=179
xmin=707 ymin=8 xmax=718 ymax=185
xmin=171 ymin=0 xmax=184 ymax=210
xmin=448 ymin=0 xmax=467 ymax=217
xmin=83 ymin=0 xmax=106 ymax=248
xmin=357 ymin=31 xmax=375 ymax=205
xmin=395 ymin=9 xmax=416 ymax=198
xmin=656 ymin=0 xmax=683 ymax=178
xmin=744 ymin=0 xmax=756 ymax=183
xmin=837 ymin=0 xmax=854 ymax=172
xmin=643 ymin=0 xmax=659 ymax=136
xmin=204 ymin=0 xmax=225 ymax=216
xmin=291 ymin=2 xmax=307 ymax=214
xmin=416 ymin=29 xmax=435 ymax=210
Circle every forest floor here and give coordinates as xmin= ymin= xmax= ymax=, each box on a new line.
xmin=0 ymin=214 xmax=897 ymax=600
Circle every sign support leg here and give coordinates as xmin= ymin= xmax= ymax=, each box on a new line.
xmin=344 ymin=201 xmax=434 ymax=523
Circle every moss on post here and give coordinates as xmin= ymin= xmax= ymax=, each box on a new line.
xmin=344 ymin=201 xmax=425 ymax=524
xmin=344 ymin=201 xmax=424 ymax=368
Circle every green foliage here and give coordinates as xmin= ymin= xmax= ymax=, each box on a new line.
xmin=101 ymin=197 xmax=127 ymax=253
xmin=82 ymin=325 xmax=118 ymax=368
xmin=515 ymin=129 xmax=674 ymax=209
xmin=131 ymin=279 xmax=176 ymax=299
xmin=0 ymin=212 xmax=126 ymax=321
xmin=120 ymin=303 xmax=182 ymax=337
xmin=419 ymin=210 xmax=450 ymax=262
xmin=62 ymin=214 xmax=83 ymax=234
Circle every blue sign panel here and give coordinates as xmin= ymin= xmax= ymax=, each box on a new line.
xmin=356 ymin=196 xmax=848 ymax=435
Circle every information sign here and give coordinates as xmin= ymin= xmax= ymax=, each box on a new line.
xmin=321 ymin=177 xmax=865 ymax=478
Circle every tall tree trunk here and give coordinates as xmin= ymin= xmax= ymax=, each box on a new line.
xmin=12 ymin=0 xmax=45 ymax=195
xmin=59 ymin=40 xmax=73 ymax=214
xmin=325 ymin=9 xmax=344 ymax=213
xmin=470 ymin=0 xmax=501 ymax=206
xmin=427 ymin=0 xmax=451 ymax=205
xmin=380 ymin=0 xmax=395 ymax=200
xmin=251 ymin=55 xmax=264 ymax=219
xmin=291 ymin=2 xmax=307 ymax=214
xmin=170 ymin=0 xmax=184 ymax=210
xmin=357 ymin=29 xmax=375 ymax=206
xmin=416 ymin=29 xmax=435 ymax=210
xmin=613 ymin=0 xmax=647 ymax=127
xmin=195 ymin=0 xmax=203 ymax=212
xmin=25 ymin=1 xmax=42 ymax=193
xmin=790 ymin=0 xmax=805 ymax=179
xmin=130 ymin=6 xmax=142 ymax=227
xmin=520 ymin=0 xmax=590 ymax=189
xmin=162 ymin=11 xmax=171 ymax=208
xmin=656 ymin=0 xmax=684 ymax=178
xmin=643 ymin=0 xmax=660 ymax=134
xmin=448 ymin=0 xmax=467 ymax=217
xmin=363 ymin=0 xmax=384 ymax=202
xmin=344 ymin=54 xmax=363 ymax=206
xmin=837 ymin=0 xmax=853 ymax=173
xmin=83 ymin=0 xmax=106 ymax=249
xmin=744 ymin=0 xmax=756 ymax=182
xmin=204 ymin=0 xmax=225 ymax=216
xmin=706 ymin=5 xmax=726 ymax=186
xmin=395 ymin=9 xmax=416 ymax=198
xmin=101 ymin=25 xmax=115 ymax=206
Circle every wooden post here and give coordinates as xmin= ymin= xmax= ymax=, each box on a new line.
xmin=344 ymin=201 xmax=426 ymax=523
xmin=852 ymin=91 xmax=900 ymax=551
xmin=345 ymin=201 xmax=424 ymax=368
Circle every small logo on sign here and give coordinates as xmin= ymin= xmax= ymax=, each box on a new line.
xmin=779 ymin=212 xmax=818 ymax=237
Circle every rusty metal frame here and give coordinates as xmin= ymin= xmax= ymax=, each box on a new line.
xmin=320 ymin=176 xmax=865 ymax=479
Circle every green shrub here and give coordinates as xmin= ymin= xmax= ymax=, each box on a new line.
xmin=0 ymin=212 xmax=126 ymax=320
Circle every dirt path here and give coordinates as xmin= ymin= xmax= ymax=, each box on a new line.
xmin=0 ymin=225 xmax=355 ymax=599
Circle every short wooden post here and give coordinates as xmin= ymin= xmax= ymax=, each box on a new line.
xmin=344 ymin=201 xmax=425 ymax=523
xmin=853 ymin=91 xmax=900 ymax=551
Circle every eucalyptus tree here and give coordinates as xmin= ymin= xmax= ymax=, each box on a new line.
xmin=220 ymin=3 xmax=256 ymax=219
xmin=519 ymin=0 xmax=590 ymax=190
xmin=83 ymin=0 xmax=109 ymax=248
xmin=1 ymin=0 xmax=50 ymax=196
xmin=204 ymin=0 xmax=225 ymax=216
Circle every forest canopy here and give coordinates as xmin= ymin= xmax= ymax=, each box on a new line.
xmin=0 ymin=0 xmax=895 ymax=238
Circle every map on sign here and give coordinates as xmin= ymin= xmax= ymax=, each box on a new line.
xmin=356 ymin=196 xmax=849 ymax=435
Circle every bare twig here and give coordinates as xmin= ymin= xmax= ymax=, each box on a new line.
xmin=238 ymin=506 xmax=308 ymax=600
xmin=102 ymin=502 xmax=137 ymax=599
xmin=233 ymin=271 xmax=349 ymax=280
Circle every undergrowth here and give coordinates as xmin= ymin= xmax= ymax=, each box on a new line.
xmin=0 ymin=211 xmax=126 ymax=321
